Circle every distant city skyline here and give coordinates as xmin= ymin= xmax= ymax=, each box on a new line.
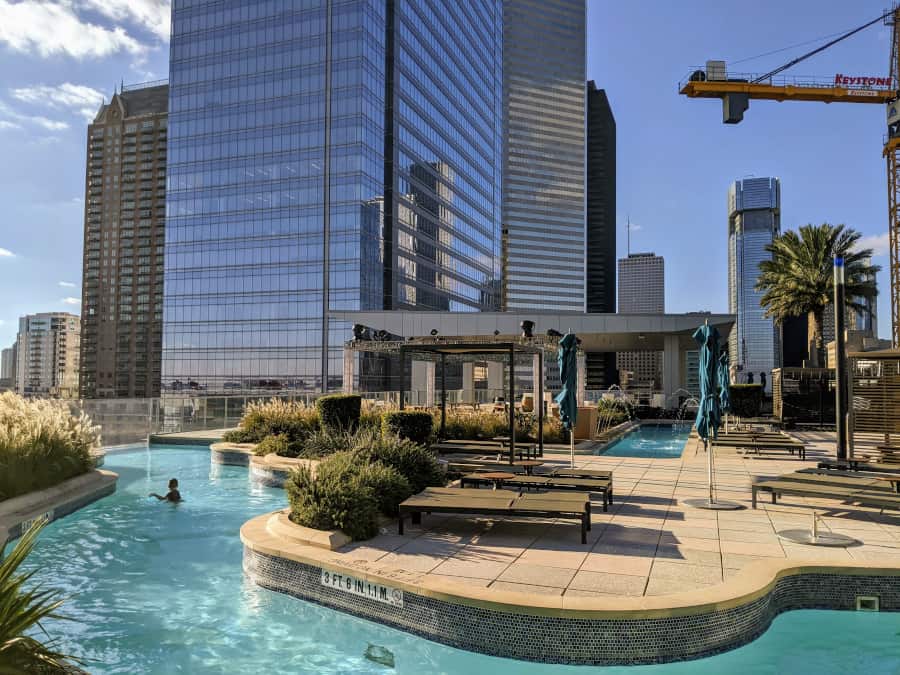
xmin=0 ymin=0 xmax=895 ymax=350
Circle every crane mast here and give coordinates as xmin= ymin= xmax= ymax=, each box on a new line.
xmin=886 ymin=7 xmax=900 ymax=346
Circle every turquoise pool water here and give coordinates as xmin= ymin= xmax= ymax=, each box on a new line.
xmin=16 ymin=445 xmax=900 ymax=674
xmin=598 ymin=424 xmax=690 ymax=458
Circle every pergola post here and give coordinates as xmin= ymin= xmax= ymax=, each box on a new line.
xmin=342 ymin=347 xmax=355 ymax=394
xmin=398 ymin=346 xmax=405 ymax=410
xmin=537 ymin=349 xmax=544 ymax=455
xmin=509 ymin=346 xmax=516 ymax=464
xmin=440 ymin=353 xmax=447 ymax=439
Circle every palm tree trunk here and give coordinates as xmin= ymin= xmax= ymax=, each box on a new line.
xmin=807 ymin=310 xmax=824 ymax=368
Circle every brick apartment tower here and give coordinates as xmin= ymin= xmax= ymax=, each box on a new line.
xmin=80 ymin=83 xmax=167 ymax=398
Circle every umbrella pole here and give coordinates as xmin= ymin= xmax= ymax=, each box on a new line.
xmin=570 ymin=429 xmax=575 ymax=469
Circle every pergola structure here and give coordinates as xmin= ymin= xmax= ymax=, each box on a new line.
xmin=344 ymin=336 xmax=555 ymax=462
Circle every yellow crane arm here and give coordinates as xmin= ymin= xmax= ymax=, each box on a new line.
xmin=680 ymin=79 xmax=894 ymax=104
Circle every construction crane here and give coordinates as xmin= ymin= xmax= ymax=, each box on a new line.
xmin=680 ymin=7 xmax=900 ymax=347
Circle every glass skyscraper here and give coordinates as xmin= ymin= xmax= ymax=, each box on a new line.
xmin=728 ymin=177 xmax=782 ymax=389
xmin=164 ymin=0 xmax=502 ymax=393
xmin=501 ymin=0 xmax=586 ymax=312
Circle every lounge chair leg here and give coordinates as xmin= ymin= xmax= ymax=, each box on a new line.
xmin=772 ymin=492 xmax=777 ymax=504
xmin=581 ymin=516 xmax=587 ymax=544
xmin=587 ymin=509 xmax=591 ymax=531
xmin=752 ymin=489 xmax=757 ymax=509
xmin=602 ymin=494 xmax=607 ymax=512
xmin=398 ymin=516 xmax=404 ymax=535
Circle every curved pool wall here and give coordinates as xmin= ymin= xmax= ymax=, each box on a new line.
xmin=16 ymin=443 xmax=900 ymax=673
xmin=243 ymin=541 xmax=900 ymax=666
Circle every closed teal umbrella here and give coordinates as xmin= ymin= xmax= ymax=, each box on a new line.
xmin=718 ymin=352 xmax=731 ymax=414
xmin=693 ymin=323 xmax=721 ymax=441
xmin=555 ymin=333 xmax=578 ymax=468
xmin=685 ymin=322 xmax=741 ymax=510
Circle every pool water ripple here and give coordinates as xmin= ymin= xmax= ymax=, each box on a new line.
xmin=12 ymin=445 xmax=899 ymax=674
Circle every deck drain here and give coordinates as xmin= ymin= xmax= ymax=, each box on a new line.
xmin=856 ymin=596 xmax=880 ymax=612
xmin=364 ymin=644 xmax=395 ymax=668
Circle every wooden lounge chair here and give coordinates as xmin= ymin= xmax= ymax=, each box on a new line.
xmin=771 ymin=469 xmax=896 ymax=493
xmin=398 ymin=487 xmax=591 ymax=543
xmin=818 ymin=459 xmax=900 ymax=474
xmin=459 ymin=474 xmax=612 ymax=509
xmin=712 ymin=438 xmax=806 ymax=460
xmin=432 ymin=441 xmax=539 ymax=460
xmin=751 ymin=478 xmax=900 ymax=511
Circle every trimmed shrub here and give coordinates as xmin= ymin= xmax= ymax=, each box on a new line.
xmin=0 ymin=393 xmax=99 ymax=501
xmin=286 ymin=458 xmax=379 ymax=541
xmin=382 ymin=411 xmax=434 ymax=444
xmin=253 ymin=433 xmax=303 ymax=458
xmin=352 ymin=431 xmax=445 ymax=493
xmin=222 ymin=428 xmax=257 ymax=443
xmin=729 ymin=384 xmax=764 ymax=418
xmin=231 ymin=398 xmax=318 ymax=442
xmin=357 ymin=461 xmax=413 ymax=517
xmin=301 ymin=428 xmax=354 ymax=459
xmin=316 ymin=394 xmax=362 ymax=432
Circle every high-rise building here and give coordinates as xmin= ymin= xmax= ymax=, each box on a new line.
xmin=616 ymin=253 xmax=664 ymax=387
xmin=585 ymin=80 xmax=616 ymax=388
xmin=502 ymin=0 xmax=586 ymax=312
xmin=164 ymin=0 xmax=503 ymax=394
xmin=0 ymin=344 xmax=16 ymax=391
xmin=728 ymin=177 xmax=781 ymax=389
xmin=15 ymin=313 xmax=81 ymax=398
xmin=81 ymin=83 xmax=167 ymax=398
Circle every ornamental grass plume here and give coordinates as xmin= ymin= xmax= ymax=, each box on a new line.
xmin=0 ymin=392 xmax=101 ymax=501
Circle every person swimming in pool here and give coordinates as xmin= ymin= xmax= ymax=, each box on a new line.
xmin=150 ymin=478 xmax=182 ymax=503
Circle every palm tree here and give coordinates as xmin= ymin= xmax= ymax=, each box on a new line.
xmin=0 ymin=520 xmax=83 ymax=673
xmin=756 ymin=223 xmax=880 ymax=368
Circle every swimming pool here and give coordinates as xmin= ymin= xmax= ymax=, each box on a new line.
xmin=17 ymin=445 xmax=900 ymax=673
xmin=597 ymin=424 xmax=690 ymax=458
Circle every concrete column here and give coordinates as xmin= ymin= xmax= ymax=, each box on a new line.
xmin=410 ymin=360 xmax=435 ymax=407
xmin=532 ymin=354 xmax=541 ymax=397
xmin=663 ymin=335 xmax=682 ymax=403
xmin=576 ymin=353 xmax=586 ymax=405
xmin=342 ymin=348 xmax=355 ymax=394
xmin=487 ymin=361 xmax=504 ymax=398
xmin=462 ymin=362 xmax=475 ymax=404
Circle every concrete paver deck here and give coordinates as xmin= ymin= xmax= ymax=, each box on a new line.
xmin=321 ymin=431 xmax=900 ymax=599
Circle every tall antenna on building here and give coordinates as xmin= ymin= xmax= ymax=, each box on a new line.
xmin=626 ymin=215 xmax=631 ymax=256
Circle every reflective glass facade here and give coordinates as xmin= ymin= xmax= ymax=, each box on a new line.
xmin=728 ymin=177 xmax=781 ymax=389
xmin=502 ymin=0 xmax=586 ymax=312
xmin=164 ymin=0 xmax=502 ymax=393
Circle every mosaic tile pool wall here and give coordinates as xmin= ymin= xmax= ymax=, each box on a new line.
xmin=243 ymin=548 xmax=900 ymax=665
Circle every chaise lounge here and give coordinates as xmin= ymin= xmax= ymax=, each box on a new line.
xmin=398 ymin=487 xmax=591 ymax=543
xmin=459 ymin=473 xmax=613 ymax=509
xmin=751 ymin=476 xmax=900 ymax=511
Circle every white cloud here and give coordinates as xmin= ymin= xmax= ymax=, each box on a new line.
xmin=59 ymin=281 xmax=77 ymax=288
xmin=857 ymin=232 xmax=890 ymax=257
xmin=0 ymin=1 xmax=146 ymax=59
xmin=0 ymin=100 xmax=68 ymax=131
xmin=61 ymin=296 xmax=81 ymax=306
xmin=79 ymin=0 xmax=170 ymax=41
xmin=0 ymin=120 xmax=19 ymax=130
xmin=11 ymin=82 xmax=105 ymax=120
xmin=0 ymin=248 xmax=14 ymax=258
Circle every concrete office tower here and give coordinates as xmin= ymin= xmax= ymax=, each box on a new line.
xmin=586 ymin=80 xmax=616 ymax=387
xmin=164 ymin=0 xmax=503 ymax=394
xmin=15 ymin=313 xmax=81 ymax=398
xmin=728 ymin=177 xmax=781 ymax=389
xmin=80 ymin=83 xmax=167 ymax=398
xmin=617 ymin=253 xmax=665 ymax=388
xmin=0 ymin=344 xmax=16 ymax=390
xmin=502 ymin=0 xmax=586 ymax=312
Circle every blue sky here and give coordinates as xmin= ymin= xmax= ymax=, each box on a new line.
xmin=0 ymin=0 xmax=894 ymax=349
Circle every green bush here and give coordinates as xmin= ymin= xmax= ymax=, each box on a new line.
xmin=222 ymin=428 xmax=258 ymax=443
xmin=357 ymin=461 xmax=412 ymax=517
xmin=729 ymin=384 xmax=764 ymax=418
xmin=300 ymin=428 xmax=354 ymax=459
xmin=231 ymin=398 xmax=318 ymax=442
xmin=286 ymin=457 xmax=380 ymax=541
xmin=352 ymin=430 xmax=445 ymax=493
xmin=316 ymin=394 xmax=362 ymax=432
xmin=253 ymin=433 xmax=303 ymax=458
xmin=0 ymin=393 xmax=99 ymax=501
xmin=382 ymin=411 xmax=434 ymax=444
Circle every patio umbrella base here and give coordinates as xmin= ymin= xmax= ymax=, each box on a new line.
xmin=683 ymin=498 xmax=744 ymax=510
xmin=777 ymin=529 xmax=860 ymax=547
